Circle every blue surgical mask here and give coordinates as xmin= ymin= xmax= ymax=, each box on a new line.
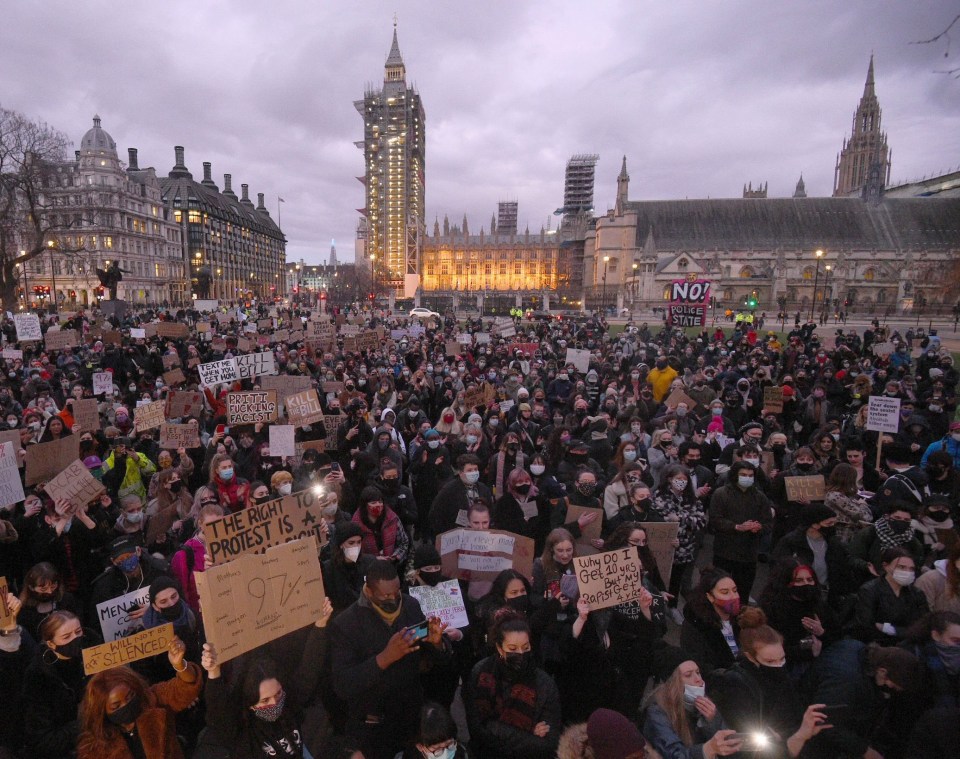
xmin=738 ymin=476 xmax=755 ymax=489
xmin=424 ymin=746 xmax=457 ymax=759
xmin=220 ymin=468 xmax=234 ymax=481
xmin=463 ymin=470 xmax=480 ymax=485
xmin=683 ymin=683 xmax=705 ymax=706
xmin=117 ymin=554 xmax=139 ymax=573
xmin=624 ymin=450 xmax=637 ymax=461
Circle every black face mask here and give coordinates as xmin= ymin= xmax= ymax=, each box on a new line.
xmin=633 ymin=498 xmax=652 ymax=512
xmin=33 ymin=591 xmax=57 ymax=603
xmin=56 ymin=637 xmax=84 ymax=660
xmin=789 ymin=584 xmax=819 ymax=604
xmin=927 ymin=511 xmax=950 ymax=523
xmin=577 ymin=482 xmax=596 ymax=496
xmin=502 ymin=650 xmax=534 ymax=675
xmin=168 ymin=480 xmax=183 ymax=493
xmin=253 ymin=495 xmax=272 ymax=506
xmin=375 ymin=597 xmax=401 ymax=614
xmin=506 ymin=595 xmax=531 ymax=615
xmin=159 ymin=601 xmax=183 ymax=621
xmin=514 ymin=483 xmax=531 ymax=496
xmin=380 ymin=478 xmax=400 ymax=493
xmin=419 ymin=570 xmax=444 ymax=587
xmin=107 ymin=694 xmax=143 ymax=727
xmin=755 ymin=663 xmax=788 ymax=682
xmin=796 ymin=462 xmax=814 ymax=472
xmin=889 ymin=519 xmax=911 ymax=535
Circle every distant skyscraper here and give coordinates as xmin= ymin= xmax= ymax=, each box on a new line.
xmin=833 ymin=56 xmax=891 ymax=197
xmin=329 ymin=239 xmax=338 ymax=268
xmin=497 ymin=201 xmax=518 ymax=236
xmin=354 ymin=23 xmax=425 ymax=297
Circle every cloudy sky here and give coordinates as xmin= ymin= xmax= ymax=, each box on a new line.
xmin=2 ymin=2 xmax=958 ymax=265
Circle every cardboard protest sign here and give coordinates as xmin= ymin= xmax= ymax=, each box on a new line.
xmin=463 ymin=383 xmax=491 ymax=409
xmin=872 ymin=342 xmax=894 ymax=357
xmin=146 ymin=505 xmax=179 ymax=545
xmin=195 ymin=537 xmax=326 ymax=664
xmin=436 ymin=529 xmax=535 ymax=582
xmin=44 ymin=329 xmax=78 ymax=351
xmin=203 ymin=489 xmax=330 ymax=565
xmin=143 ymin=322 xmax=159 ymax=338
xmin=198 ymin=358 xmax=239 ymax=387
xmin=260 ymin=375 xmax=312 ymax=407
xmin=93 ymin=372 xmax=114 ymax=396
xmin=763 ymin=386 xmax=784 ymax=414
xmin=0 ymin=430 xmax=22 ymax=456
xmin=573 ymin=547 xmax=644 ymax=611
xmin=165 ymin=390 xmax=205 ymax=419
xmin=784 ymin=475 xmax=826 ymax=502
xmin=668 ymin=303 xmax=708 ymax=328
xmin=71 ymin=398 xmax=100 ymax=432
xmin=638 ymin=522 xmax=679 ymax=587
xmin=566 ymin=504 xmax=603 ymax=554
xmin=354 ymin=331 xmax=379 ymax=352
xmin=285 ymin=389 xmax=325 ymax=428
xmin=196 ymin=321 xmax=211 ymax=334
xmin=321 ymin=381 xmax=344 ymax=394
xmin=866 ymin=395 xmax=901 ymax=434
xmin=668 ymin=278 xmax=711 ymax=327
xmin=445 ymin=340 xmax=460 ymax=357
xmin=323 ymin=415 xmax=342 ymax=438
xmin=95 ymin=587 xmax=153 ymax=641
xmin=162 ymin=354 xmax=181 ymax=370
xmin=236 ymin=336 xmax=255 ymax=352
xmin=156 ymin=322 xmax=189 ymax=338
xmin=134 ymin=400 xmax=165 ymax=432
xmin=664 ymin=388 xmax=696 ymax=410
xmin=25 ymin=435 xmax=80 ymax=485
xmin=44 ymin=459 xmax=106 ymax=512
xmin=159 ymin=423 xmax=201 ymax=449
xmin=101 ymin=330 xmax=123 ymax=345
xmin=226 ymin=390 xmax=279 ymax=426
xmin=236 ymin=352 xmax=276 ymax=380
xmin=13 ymin=314 xmax=42 ymax=342
xmin=269 ymin=425 xmax=296 ymax=458
xmin=1 ymin=348 xmax=22 ymax=360
xmin=0 ymin=577 xmax=15 ymax=628
xmin=83 ymin=623 xmax=174 ymax=675
xmin=163 ymin=368 xmax=187 ymax=386
xmin=0 ymin=442 xmax=23 ymax=511
xmin=408 ymin=580 xmax=469 ymax=629
xmin=564 ymin=348 xmax=591 ymax=374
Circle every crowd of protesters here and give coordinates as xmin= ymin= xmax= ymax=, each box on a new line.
xmin=0 ymin=299 xmax=957 ymax=759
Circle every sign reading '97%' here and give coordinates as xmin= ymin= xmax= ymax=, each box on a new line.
xmin=195 ymin=536 xmax=326 ymax=664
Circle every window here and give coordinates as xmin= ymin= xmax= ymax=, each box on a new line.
xmin=802 ymin=266 xmax=814 ymax=280
xmin=188 ymin=210 xmax=202 ymax=224
xmin=863 ymin=268 xmax=875 ymax=281
xmin=739 ymin=266 xmax=755 ymax=278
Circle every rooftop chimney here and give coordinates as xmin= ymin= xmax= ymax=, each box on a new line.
xmin=127 ymin=148 xmax=139 ymax=171
xmin=256 ymin=193 xmax=269 ymax=213
xmin=223 ymin=174 xmax=237 ymax=199
xmin=240 ymin=183 xmax=254 ymax=207
xmin=201 ymin=161 xmax=218 ymax=190
xmin=169 ymin=146 xmax=192 ymax=179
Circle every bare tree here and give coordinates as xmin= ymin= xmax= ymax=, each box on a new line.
xmin=912 ymin=12 xmax=960 ymax=79
xmin=0 ymin=106 xmax=95 ymax=311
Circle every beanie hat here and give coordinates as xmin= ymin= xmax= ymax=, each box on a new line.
xmin=653 ymin=644 xmax=692 ymax=683
xmin=586 ymin=708 xmax=647 ymax=759
xmin=359 ymin=486 xmax=383 ymax=507
xmin=800 ymin=503 xmax=836 ymax=527
xmin=148 ymin=575 xmax=182 ymax=604
xmin=334 ymin=521 xmax=363 ymax=547
xmin=413 ymin=543 xmax=441 ymax=569
xmin=424 ymin=429 xmax=440 ymax=440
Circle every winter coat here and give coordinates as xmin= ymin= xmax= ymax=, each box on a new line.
xmin=915 ymin=559 xmax=960 ymax=614
xmin=679 ymin=603 xmax=740 ymax=674
xmin=708 ymin=484 xmax=773 ymax=563
xmin=853 ymin=576 xmax=929 ymax=643
xmin=101 ymin=450 xmax=157 ymax=501
xmin=771 ymin=526 xmax=856 ymax=602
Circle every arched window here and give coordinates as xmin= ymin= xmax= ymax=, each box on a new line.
xmin=662 ymin=287 xmax=671 ymax=301
xmin=863 ymin=268 xmax=875 ymax=281
xmin=678 ymin=258 xmax=689 ymax=270
xmin=739 ymin=266 xmax=754 ymax=278
xmin=877 ymin=289 xmax=886 ymax=303
xmin=802 ymin=266 xmax=815 ymax=280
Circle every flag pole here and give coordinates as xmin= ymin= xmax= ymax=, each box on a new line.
xmin=277 ymin=196 xmax=282 ymax=228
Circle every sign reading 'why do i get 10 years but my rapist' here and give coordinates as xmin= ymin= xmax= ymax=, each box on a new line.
xmin=573 ymin=547 xmax=644 ymax=611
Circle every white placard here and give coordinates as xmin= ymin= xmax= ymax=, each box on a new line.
xmin=130 ymin=328 xmax=146 ymax=339
xmin=564 ymin=348 xmax=591 ymax=374
xmin=0 ymin=441 xmax=24 ymax=509
xmin=866 ymin=395 xmax=901 ymax=434
xmin=236 ymin=352 xmax=276 ymax=380
xmin=268 ymin=425 xmax=296 ymax=458
xmin=93 ymin=372 xmax=114 ymax=396
xmin=198 ymin=358 xmax=239 ymax=387
xmin=13 ymin=314 xmax=42 ymax=342
xmin=1 ymin=348 xmax=22 ymax=360
xmin=95 ymin=586 xmax=152 ymax=641
xmin=408 ymin=580 xmax=469 ymax=629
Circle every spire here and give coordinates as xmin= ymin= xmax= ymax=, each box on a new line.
xmin=386 ymin=23 xmax=404 ymax=68
xmin=618 ymin=155 xmax=629 ymax=181
xmin=616 ymin=155 xmax=630 ymax=213
xmin=863 ymin=54 xmax=875 ymax=98
xmin=793 ymin=174 xmax=807 ymax=199
xmin=384 ymin=20 xmax=406 ymax=85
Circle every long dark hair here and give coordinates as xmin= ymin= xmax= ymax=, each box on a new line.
xmin=758 ymin=557 xmax=822 ymax=608
xmin=685 ymin=567 xmax=734 ymax=628
xmin=655 ymin=463 xmax=695 ymax=500
xmin=604 ymin=522 xmax=665 ymax=590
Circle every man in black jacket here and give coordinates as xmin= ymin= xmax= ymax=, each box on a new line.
xmin=429 ymin=454 xmax=493 ymax=536
xmin=329 ymin=560 xmax=448 ymax=759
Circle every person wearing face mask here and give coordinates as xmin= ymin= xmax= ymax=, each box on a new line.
xmin=330 ymin=560 xmax=450 ymax=759
xmin=411 ymin=429 xmax=455 ymax=540
xmin=269 ymin=469 xmax=295 ymax=500
xmin=375 ymin=461 xmax=417 ymax=535
xmin=465 ymin=611 xmax=561 ymax=759
xmin=429 ymin=454 xmax=492 ymax=537
xmin=709 ymin=607 xmax=832 ymax=757
xmin=202 ymin=598 xmax=333 ymax=759
xmin=76 ymin=639 xmax=202 ymax=759
xmin=709 ymin=461 xmax=774 ymax=605
xmin=16 ymin=561 xmax=84 ymax=642
xmin=771 ymin=446 xmax=823 ymax=544
xmin=912 ymin=495 xmax=955 ymax=565
xmin=485 ymin=433 xmax=528 ymax=499
xmin=22 ymin=610 xmax=102 ymax=758
xmin=352 ymin=487 xmax=409 ymax=567
xmin=323 ymin=522 xmax=376 ymax=615
xmin=876 ymin=443 xmax=931 ymax=513
xmin=603 ymin=458 xmax=649 ymax=518
xmin=545 ymin=369 xmax=573 ymax=413
xmin=400 ymin=702 xmax=468 ymax=759
xmin=759 ymin=558 xmax=842 ymax=672
xmin=854 ymin=547 xmax=929 ymax=644
xmin=772 ymin=504 xmax=856 ymax=608
xmin=101 ymin=437 xmax=157 ymax=504
xmin=901 ymin=610 xmax=960 ymax=712
xmin=170 ymin=503 xmax=225 ymax=616
xmin=849 ymin=503 xmax=926 ymax=586
xmin=921 ymin=420 xmax=960 ymax=472
xmin=208 ymin=453 xmax=250 ymax=514
xmin=90 ymin=535 xmax=169 ymax=625
xmin=492 ymin=468 xmax=540 ymax=539
xmin=823 ymin=462 xmax=875 ymax=545
xmin=643 ymin=647 xmax=741 ymax=759
xmin=680 ymin=569 xmax=744 ymax=674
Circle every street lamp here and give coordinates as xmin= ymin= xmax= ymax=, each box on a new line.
xmin=47 ymin=240 xmax=58 ymax=314
xmin=602 ymin=255 xmax=610 ymax=315
xmin=809 ymin=249 xmax=824 ymax=322
xmin=632 ymin=262 xmax=639 ymax=304
xmin=822 ymin=264 xmax=832 ymax=322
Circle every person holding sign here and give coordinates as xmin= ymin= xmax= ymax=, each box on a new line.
xmin=76 ymin=637 xmax=201 ymax=759
xmin=464 ymin=610 xmax=561 ymax=759
xmin=202 ymin=596 xmax=333 ymax=759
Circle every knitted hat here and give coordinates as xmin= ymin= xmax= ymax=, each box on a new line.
xmin=413 ymin=543 xmax=441 ymax=569
xmin=800 ymin=503 xmax=836 ymax=527
xmin=334 ymin=521 xmax=363 ymax=547
xmin=148 ymin=575 xmax=182 ymax=604
xmin=424 ymin=429 xmax=440 ymax=440
xmin=652 ymin=644 xmax=692 ymax=683
xmin=586 ymin=709 xmax=647 ymax=759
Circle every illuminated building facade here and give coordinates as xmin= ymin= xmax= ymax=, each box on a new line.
xmin=160 ymin=148 xmax=286 ymax=301
xmin=355 ymin=24 xmax=425 ymax=298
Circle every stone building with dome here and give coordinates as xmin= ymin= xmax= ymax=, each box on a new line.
xmin=21 ymin=115 xmax=187 ymax=307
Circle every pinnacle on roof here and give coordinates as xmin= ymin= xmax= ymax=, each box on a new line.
xmin=385 ymin=25 xmax=404 ymax=68
xmin=618 ymin=155 xmax=629 ymax=181
xmin=863 ymin=54 xmax=875 ymax=98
